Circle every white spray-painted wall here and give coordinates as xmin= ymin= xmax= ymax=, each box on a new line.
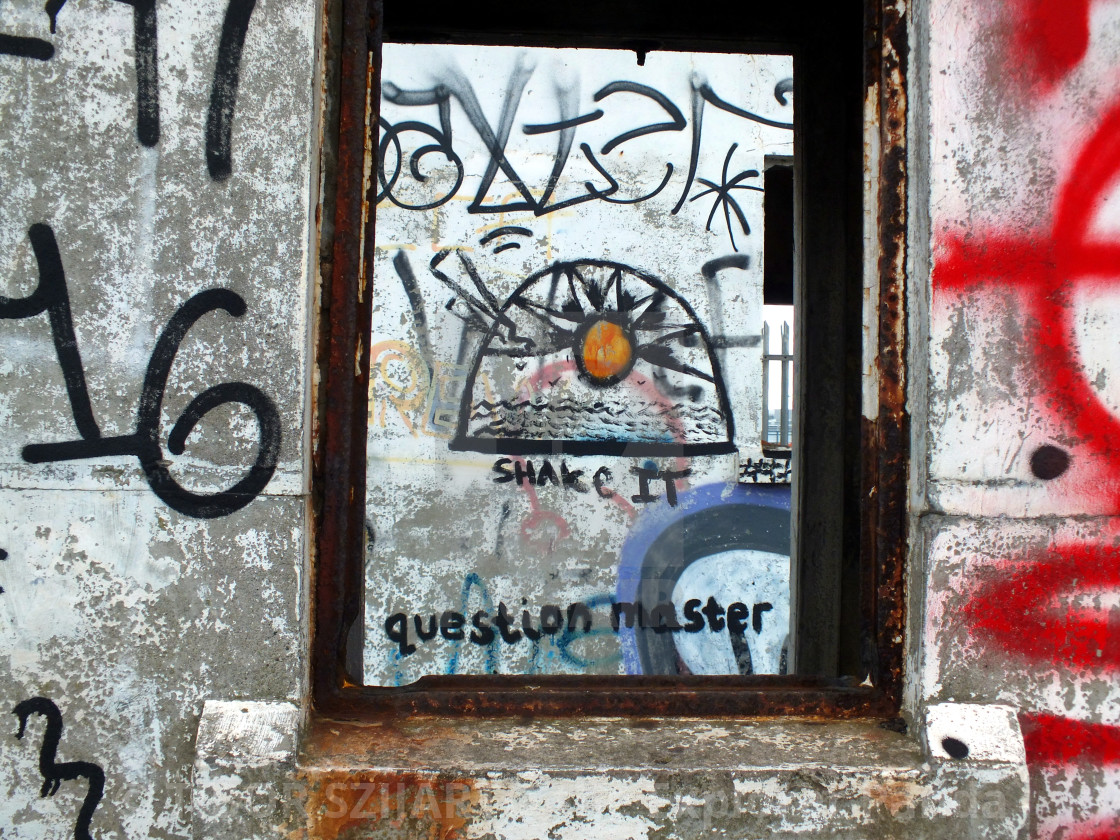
xmin=365 ymin=44 xmax=794 ymax=685
xmin=923 ymin=0 xmax=1120 ymax=836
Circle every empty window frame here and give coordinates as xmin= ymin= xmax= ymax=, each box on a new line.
xmin=313 ymin=0 xmax=908 ymax=718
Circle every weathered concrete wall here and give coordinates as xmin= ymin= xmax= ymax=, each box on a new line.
xmin=923 ymin=0 xmax=1120 ymax=836
xmin=1 ymin=0 xmax=1118 ymax=838
xmin=0 ymin=0 xmax=318 ymax=836
xmin=194 ymin=702 xmax=1028 ymax=840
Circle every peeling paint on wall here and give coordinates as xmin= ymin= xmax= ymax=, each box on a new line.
xmin=928 ymin=1 xmax=1120 ymax=834
xmin=3 ymin=0 xmax=1120 ymax=835
xmin=0 ymin=0 xmax=317 ymax=836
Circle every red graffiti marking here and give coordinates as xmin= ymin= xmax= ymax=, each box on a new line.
xmin=962 ymin=541 xmax=1120 ymax=837
xmin=1020 ymin=713 xmax=1120 ymax=840
xmin=1010 ymin=0 xmax=1093 ymax=90
xmin=1041 ymin=821 xmax=1120 ymax=840
xmin=934 ymin=98 xmax=1120 ymax=508
xmin=931 ymin=233 xmax=1053 ymax=294
xmin=941 ymin=9 xmax=1120 ymax=838
xmin=506 ymin=456 xmax=571 ymax=553
xmin=964 ymin=544 xmax=1120 ymax=674
xmin=1021 ymin=713 xmax=1120 ymax=766
xmin=963 ymin=545 xmax=1120 ymax=837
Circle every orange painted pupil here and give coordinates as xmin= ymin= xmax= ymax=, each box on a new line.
xmin=581 ymin=320 xmax=632 ymax=381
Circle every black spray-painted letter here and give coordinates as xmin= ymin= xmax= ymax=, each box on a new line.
xmin=207 ymin=0 xmax=257 ymax=180
xmin=13 ymin=697 xmax=105 ymax=840
xmin=0 ymin=0 xmax=54 ymax=60
xmin=2 ymin=223 xmax=280 ymax=518
xmin=45 ymin=0 xmax=160 ymax=145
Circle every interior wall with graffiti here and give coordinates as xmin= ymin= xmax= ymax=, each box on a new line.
xmin=924 ymin=0 xmax=1120 ymax=836
xmin=0 ymin=1 xmax=317 ymax=837
xmin=364 ymin=45 xmax=795 ymax=684
xmin=6 ymin=0 xmax=1120 ymax=836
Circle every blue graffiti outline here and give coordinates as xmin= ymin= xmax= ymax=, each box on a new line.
xmin=556 ymin=591 xmax=621 ymax=670
xmin=616 ymin=481 xmax=790 ymax=674
xmin=445 ymin=572 xmax=499 ymax=675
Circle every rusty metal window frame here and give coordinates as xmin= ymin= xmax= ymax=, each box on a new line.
xmin=313 ymin=0 xmax=907 ymax=719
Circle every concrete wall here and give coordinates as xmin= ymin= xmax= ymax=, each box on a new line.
xmin=0 ymin=0 xmax=1117 ymax=838
xmin=0 ymin=0 xmax=317 ymax=836
xmin=922 ymin=0 xmax=1120 ymax=836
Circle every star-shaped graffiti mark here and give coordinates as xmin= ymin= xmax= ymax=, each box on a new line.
xmin=690 ymin=143 xmax=764 ymax=253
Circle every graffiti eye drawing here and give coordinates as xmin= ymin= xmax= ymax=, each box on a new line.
xmin=446 ymin=258 xmax=736 ymax=456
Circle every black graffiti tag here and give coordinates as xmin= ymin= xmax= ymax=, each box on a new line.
xmin=206 ymin=0 xmax=258 ymax=180
xmin=378 ymin=66 xmax=790 ymax=221
xmin=0 ymin=0 xmax=54 ymax=60
xmin=379 ymin=67 xmax=695 ymax=215
xmin=12 ymin=0 xmax=256 ymax=176
xmin=2 ymin=223 xmax=280 ymax=519
xmin=115 ymin=0 xmax=160 ymax=146
xmin=39 ymin=0 xmax=160 ymax=146
xmin=13 ymin=697 xmax=105 ymax=840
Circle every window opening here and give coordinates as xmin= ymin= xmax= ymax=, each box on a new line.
xmin=761 ymin=314 xmax=793 ymax=451
xmin=364 ymin=43 xmax=796 ymax=684
xmin=760 ymin=159 xmax=794 ymax=460
xmin=313 ymin=0 xmax=909 ymax=718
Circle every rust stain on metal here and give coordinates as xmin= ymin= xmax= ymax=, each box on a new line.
xmin=863 ymin=0 xmax=910 ymax=711
xmin=305 ymin=771 xmax=478 ymax=840
xmin=331 ymin=676 xmax=896 ymax=719
xmin=314 ymin=0 xmax=380 ymax=711
xmin=303 ymin=718 xmax=477 ymax=757
xmin=357 ymin=49 xmax=375 ymax=308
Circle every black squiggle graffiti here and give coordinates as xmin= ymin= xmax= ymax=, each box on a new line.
xmin=378 ymin=65 xmax=789 ymax=218
xmin=0 ymin=547 xmax=7 ymax=594
xmin=523 ymin=78 xmax=604 ymax=214
xmin=671 ymin=76 xmax=794 ymax=214
xmin=25 ymin=0 xmax=255 ymax=172
xmin=739 ymin=456 xmax=792 ymax=484
xmin=46 ymin=0 xmax=160 ymax=146
xmin=585 ymin=81 xmax=684 ymax=206
xmin=448 ymin=258 xmax=737 ymax=457
xmin=45 ymin=0 xmax=66 ymax=33
xmin=13 ymin=697 xmax=105 ymax=840
xmin=2 ymin=223 xmax=281 ymax=518
xmin=206 ymin=0 xmax=257 ymax=180
xmin=690 ymin=143 xmax=764 ymax=252
xmin=774 ymin=77 xmax=793 ymax=106
xmin=383 ymin=57 xmax=536 ymax=214
xmin=380 ymin=68 xmax=687 ymax=214
xmin=115 ymin=0 xmax=160 ymax=146
xmin=0 ymin=0 xmax=54 ymax=60
xmin=479 ymin=226 xmax=531 ymax=254
xmin=694 ymin=78 xmax=795 ymax=131
xmin=377 ymin=108 xmax=465 ymax=211
xmin=392 ymin=250 xmax=433 ymax=371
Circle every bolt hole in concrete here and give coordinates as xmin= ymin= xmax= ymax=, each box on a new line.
xmin=362 ymin=44 xmax=799 ymax=685
xmin=941 ymin=737 xmax=970 ymax=759
xmin=1029 ymin=444 xmax=1070 ymax=479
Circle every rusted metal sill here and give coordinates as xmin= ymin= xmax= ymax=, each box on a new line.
xmin=314 ymin=676 xmax=898 ymax=720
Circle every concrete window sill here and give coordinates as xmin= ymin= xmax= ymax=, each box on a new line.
xmin=192 ymin=701 xmax=1028 ymax=839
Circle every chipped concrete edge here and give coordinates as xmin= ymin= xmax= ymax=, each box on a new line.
xmin=192 ymin=701 xmax=1029 ymax=839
